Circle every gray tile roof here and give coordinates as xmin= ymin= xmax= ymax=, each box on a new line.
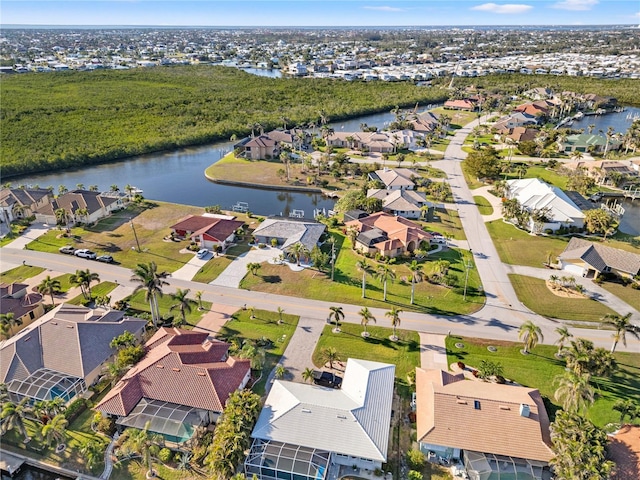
xmin=253 ymin=217 xmax=326 ymax=252
xmin=559 ymin=237 xmax=640 ymax=275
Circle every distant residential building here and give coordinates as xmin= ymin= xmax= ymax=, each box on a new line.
xmin=234 ymin=135 xmax=281 ymax=160
xmin=557 ymin=134 xmax=621 ymax=154
xmin=444 ymin=99 xmax=476 ymax=111
xmin=557 ymin=237 xmax=640 ymax=279
xmin=246 ymin=359 xmax=395 ymax=479
xmin=170 ymin=214 xmax=244 ymax=250
xmin=0 ymin=187 xmax=53 ymax=224
xmin=34 ymin=189 xmax=123 ymax=225
xmin=416 ymin=368 xmax=554 ymax=479
xmin=368 ymin=168 xmax=417 ymax=191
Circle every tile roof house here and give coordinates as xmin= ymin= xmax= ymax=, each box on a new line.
xmin=508 ymin=127 xmax=539 ymax=143
xmin=506 ymin=178 xmax=585 ymax=233
xmin=234 ymin=135 xmax=281 ymax=160
xmin=557 ymin=237 xmax=640 ymax=279
xmin=1 ymin=304 xmax=146 ymax=403
xmin=416 ymin=368 xmax=553 ymax=480
xmin=266 ymin=128 xmax=312 ymax=149
xmin=0 ymin=187 xmax=53 ymax=224
xmin=170 ymin=214 xmax=244 ymax=250
xmin=493 ymin=113 xmax=539 ymax=132
xmin=326 ymin=131 xmax=396 ymax=153
xmin=444 ymin=99 xmax=476 ymax=111
xmin=252 ymin=217 xmax=326 ymax=257
xmin=368 ymin=168 xmax=417 ymax=191
xmin=245 ymin=359 xmax=395 ymax=480
xmin=95 ymin=328 xmax=251 ymax=444
xmin=0 ymin=283 xmax=44 ymax=335
xmin=410 ymin=111 xmax=439 ymax=133
xmin=367 ymin=189 xmax=431 ymax=219
xmin=563 ymin=160 xmax=637 ymax=186
xmin=345 ymin=212 xmax=432 ymax=257
xmin=33 ymin=189 xmax=123 ymax=226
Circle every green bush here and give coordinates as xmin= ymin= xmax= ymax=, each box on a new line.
xmin=158 ymin=448 xmax=173 ymax=463
xmin=408 ymin=470 xmax=424 ymax=480
xmin=406 ymin=449 xmax=425 ymax=470
xmin=64 ymin=398 xmax=87 ymax=423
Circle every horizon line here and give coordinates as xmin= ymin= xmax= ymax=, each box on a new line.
xmin=2 ymin=23 xmax=637 ymax=28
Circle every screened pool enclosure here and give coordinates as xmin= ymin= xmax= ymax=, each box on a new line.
xmin=7 ymin=368 xmax=86 ymax=403
xmin=245 ymin=439 xmax=330 ymax=480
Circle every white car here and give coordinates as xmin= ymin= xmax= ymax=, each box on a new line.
xmin=196 ymin=249 xmax=209 ymax=259
xmin=74 ymin=249 xmax=97 ymax=260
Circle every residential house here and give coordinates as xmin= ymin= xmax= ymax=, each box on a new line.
xmin=327 ymin=131 xmax=396 ymax=154
xmin=493 ymin=112 xmax=538 ymax=131
xmin=0 ymin=187 xmax=53 ymax=224
xmin=410 ymin=111 xmax=439 ymax=134
xmin=514 ymin=102 xmax=549 ymax=119
xmin=0 ymin=283 xmax=44 ymax=335
xmin=245 ymin=359 xmax=395 ymax=480
xmin=170 ymin=214 xmax=244 ymax=251
xmin=444 ymin=99 xmax=476 ymax=111
xmin=235 ymin=135 xmax=281 ymax=160
xmin=368 ymin=168 xmax=417 ymax=191
xmin=33 ymin=189 xmax=123 ymax=225
xmin=367 ymin=189 xmax=431 ymax=219
xmin=345 ymin=212 xmax=432 ymax=257
xmin=416 ymin=368 xmax=554 ymax=480
xmin=563 ymin=160 xmax=637 ymax=186
xmin=267 ymin=128 xmax=312 ymax=150
xmin=507 ymin=127 xmax=539 ymax=144
xmin=1 ymin=304 xmax=146 ymax=403
xmin=95 ymin=328 xmax=251 ymax=445
xmin=557 ymin=237 xmax=640 ymax=279
xmin=558 ymin=134 xmax=621 ymax=154
xmin=524 ymin=87 xmax=554 ymax=100
xmin=252 ymin=217 xmax=326 ymax=257
xmin=506 ymin=178 xmax=585 ymax=232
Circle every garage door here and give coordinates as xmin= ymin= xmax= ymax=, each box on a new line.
xmin=562 ymin=263 xmax=584 ymax=277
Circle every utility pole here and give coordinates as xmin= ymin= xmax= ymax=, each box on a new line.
xmin=463 ymin=250 xmax=473 ymax=301
xmin=130 ymin=218 xmax=141 ymax=253
xmin=330 ymin=237 xmax=336 ymax=281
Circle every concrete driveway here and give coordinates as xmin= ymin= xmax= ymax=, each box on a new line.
xmin=171 ymin=250 xmax=212 ymax=281
xmin=5 ymin=222 xmax=52 ymax=250
xmin=210 ymin=246 xmax=282 ymax=288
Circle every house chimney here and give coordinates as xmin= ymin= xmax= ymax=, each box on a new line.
xmin=520 ymin=404 xmax=530 ymax=417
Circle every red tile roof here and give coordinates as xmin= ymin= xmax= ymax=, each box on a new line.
xmin=96 ymin=328 xmax=251 ymax=416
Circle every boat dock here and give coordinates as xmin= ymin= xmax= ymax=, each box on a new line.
xmin=0 ymin=451 xmax=25 ymax=476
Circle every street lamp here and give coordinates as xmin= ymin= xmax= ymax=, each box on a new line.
xmin=130 ymin=218 xmax=141 ymax=253
xmin=463 ymin=250 xmax=474 ymax=301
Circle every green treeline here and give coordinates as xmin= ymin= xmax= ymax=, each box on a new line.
xmin=0 ymin=66 xmax=448 ymax=177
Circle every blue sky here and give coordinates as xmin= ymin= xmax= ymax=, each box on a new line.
xmin=2 ymin=1 xmax=639 ymax=26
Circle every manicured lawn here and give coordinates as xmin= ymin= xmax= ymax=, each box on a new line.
xmin=445 ymin=335 xmax=640 ymax=428
xmin=509 ymin=274 xmax=618 ymax=322
xmin=242 ymin=232 xmax=484 ymax=316
xmin=126 ymin=290 xmax=212 ymax=326
xmin=112 ymin=461 xmax=203 ymax=480
xmin=427 ymin=208 xmax=467 ymax=241
xmin=472 ymin=196 xmax=493 ymax=215
xmin=191 ymin=241 xmax=253 ymax=283
xmin=485 ymin=219 xmax=570 ymax=267
xmin=66 ymin=281 xmax=118 ymax=305
xmin=598 ymin=281 xmax=640 ymax=311
xmin=429 ymin=107 xmax=478 ymax=128
xmin=313 ymin=323 xmax=420 ymax=397
xmin=0 ymin=265 xmax=45 ymax=284
xmin=52 ymin=273 xmax=74 ymax=293
xmin=26 ymin=202 xmax=206 ymax=273
xmin=216 ymin=308 xmax=299 ymax=395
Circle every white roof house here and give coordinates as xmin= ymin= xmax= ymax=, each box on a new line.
xmin=246 ymin=359 xmax=395 ymax=479
xmin=506 ymin=178 xmax=584 ymax=231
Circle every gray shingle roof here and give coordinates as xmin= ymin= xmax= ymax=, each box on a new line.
xmin=559 ymin=237 xmax=640 ymax=275
xmin=253 ymin=217 xmax=326 ymax=252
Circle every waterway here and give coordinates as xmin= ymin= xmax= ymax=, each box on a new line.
xmin=572 ymin=106 xmax=640 ymax=134
xmin=1 ymin=465 xmax=74 ymax=480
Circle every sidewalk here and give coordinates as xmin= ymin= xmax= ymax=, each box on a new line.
xmin=419 ymin=333 xmax=448 ymax=370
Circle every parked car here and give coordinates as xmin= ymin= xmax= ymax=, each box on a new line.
xmin=312 ymin=370 xmax=342 ymax=389
xmin=97 ymin=254 xmax=114 ymax=263
xmin=59 ymin=245 xmax=76 ymax=255
xmin=74 ymin=249 xmax=97 ymax=260
xmin=196 ymin=248 xmax=209 ymax=259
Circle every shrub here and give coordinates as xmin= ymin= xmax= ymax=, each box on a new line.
xmin=457 ymin=361 xmax=466 ymax=370
xmin=97 ymin=417 xmax=116 ymax=436
xmin=406 ymin=449 xmax=425 ymax=470
xmin=64 ymin=398 xmax=87 ymax=423
xmin=408 ymin=470 xmax=424 ymax=480
xmin=158 ymin=448 xmax=173 ymax=463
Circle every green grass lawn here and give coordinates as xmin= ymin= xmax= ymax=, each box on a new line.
xmin=126 ymin=290 xmax=212 ymax=326
xmin=472 ymin=196 xmax=494 ymax=215
xmin=0 ymin=265 xmax=45 ymax=284
xmin=445 ymin=335 xmax=640 ymax=428
xmin=52 ymin=273 xmax=74 ymax=293
xmin=242 ymin=232 xmax=484 ymax=316
xmin=216 ymin=308 xmax=299 ymax=395
xmin=429 ymin=107 xmax=478 ymax=128
xmin=313 ymin=323 xmax=420 ymax=397
xmin=427 ymin=208 xmax=467 ymax=241
xmin=509 ymin=274 xmax=618 ymax=322
xmin=597 ymin=281 xmax=640 ymax=311
xmin=112 ymin=460 xmax=203 ymax=480
xmin=66 ymin=281 xmax=118 ymax=305
xmin=485 ymin=220 xmax=570 ymax=267
xmin=191 ymin=241 xmax=253 ymax=283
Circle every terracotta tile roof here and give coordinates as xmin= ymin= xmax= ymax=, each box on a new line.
xmin=416 ymin=368 xmax=553 ymax=462
xmin=95 ymin=328 xmax=251 ymax=416
xmin=346 ymin=212 xmax=432 ymax=250
xmin=609 ymin=425 xmax=640 ymax=480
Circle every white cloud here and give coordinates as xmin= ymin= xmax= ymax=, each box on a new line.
xmin=363 ymin=6 xmax=405 ymax=12
xmin=634 ymin=11 xmax=640 ymax=18
xmin=471 ymin=3 xmax=533 ymax=14
xmin=552 ymin=0 xmax=599 ymax=11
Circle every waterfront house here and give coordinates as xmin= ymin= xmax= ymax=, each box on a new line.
xmin=0 ymin=187 xmax=53 ymax=224
xmin=444 ymin=99 xmax=476 ymax=111
xmin=267 ymin=128 xmax=312 ymax=150
xmin=410 ymin=111 xmax=439 ymax=134
xmin=557 ymin=134 xmax=621 ymax=154
xmin=245 ymin=359 xmax=395 ymax=480
xmin=367 ymin=189 xmax=431 ymax=220
xmin=252 ymin=216 xmax=326 ymax=258
xmin=345 ymin=211 xmax=432 ymax=257
xmin=1 ymin=304 xmax=146 ymax=404
xmin=95 ymin=328 xmax=251 ymax=445
xmin=235 ymin=135 xmax=281 ymax=160
xmin=368 ymin=168 xmax=417 ymax=191
xmin=170 ymin=214 xmax=244 ymax=251
xmin=326 ymin=131 xmax=396 ymax=153
xmin=557 ymin=237 xmax=640 ymax=279
xmin=416 ymin=368 xmax=554 ymax=480
xmin=33 ymin=189 xmax=122 ymax=225
xmin=0 ymin=283 xmax=44 ymax=335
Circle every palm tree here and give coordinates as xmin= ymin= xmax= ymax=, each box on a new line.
xmin=408 ymin=261 xmax=424 ymax=305
xmin=554 ymin=326 xmax=573 ymax=356
xmin=328 ymin=306 xmax=344 ymax=331
xmin=0 ymin=313 xmax=22 ymax=339
xmin=518 ymin=320 xmax=543 ymax=354
xmin=600 ymin=313 xmax=639 ymax=353
xmin=247 ymin=262 xmax=261 ymax=276
xmin=289 ymin=242 xmax=309 ymax=266
xmin=105 ymin=360 xmax=126 ymax=386
xmin=130 ymin=262 xmax=170 ymax=328
xmin=55 ymin=208 xmax=68 ymax=226
xmin=1 ymin=398 xmax=34 ymax=442
xmin=359 ymin=307 xmax=376 ymax=338
xmin=120 ymin=422 xmax=164 ymax=477
xmin=554 ymin=371 xmax=594 ymax=413
xmin=41 ymin=413 xmax=68 ymax=449
xmin=320 ymin=346 xmax=340 ymax=370
xmin=195 ymin=290 xmax=204 ymax=310
xmin=37 ymin=275 xmax=62 ymax=306
xmin=274 ymin=365 xmax=287 ymax=379
xmin=386 ymin=307 xmax=402 ymax=341
xmin=276 ymin=307 xmax=285 ymax=325
xmin=170 ymin=288 xmax=197 ymax=327
xmin=80 ymin=439 xmax=104 ymax=470
xmin=302 ymin=367 xmax=315 ymax=383
xmin=70 ymin=269 xmax=100 ymax=301
xmin=376 ymin=262 xmax=396 ymax=302
xmin=58 ymin=185 xmax=68 ymax=196
xmin=356 ymin=259 xmax=373 ymax=298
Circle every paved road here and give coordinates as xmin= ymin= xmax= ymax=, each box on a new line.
xmin=2 ymin=247 xmax=637 ymax=352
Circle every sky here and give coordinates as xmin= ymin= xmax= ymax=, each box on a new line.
xmin=2 ymin=0 xmax=639 ymax=27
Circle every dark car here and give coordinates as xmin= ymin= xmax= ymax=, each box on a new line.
xmin=97 ymin=254 xmax=114 ymax=263
xmin=59 ymin=245 xmax=76 ymax=255
xmin=312 ymin=370 xmax=342 ymax=389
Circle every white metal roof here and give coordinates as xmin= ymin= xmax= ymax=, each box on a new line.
xmin=251 ymin=358 xmax=395 ymax=462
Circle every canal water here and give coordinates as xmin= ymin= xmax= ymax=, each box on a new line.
xmin=571 ymin=106 xmax=640 ymax=134
xmin=1 ymin=465 xmax=74 ymax=480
